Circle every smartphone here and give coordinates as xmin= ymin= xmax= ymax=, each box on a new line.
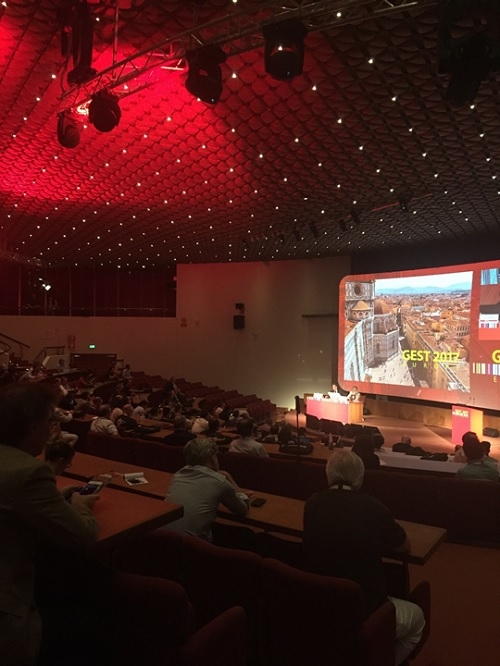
xmin=250 ymin=497 xmax=267 ymax=508
xmin=79 ymin=481 xmax=104 ymax=495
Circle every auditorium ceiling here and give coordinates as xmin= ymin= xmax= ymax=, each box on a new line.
xmin=1 ymin=0 xmax=499 ymax=269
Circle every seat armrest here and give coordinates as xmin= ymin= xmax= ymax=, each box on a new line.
xmin=359 ymin=600 xmax=396 ymax=666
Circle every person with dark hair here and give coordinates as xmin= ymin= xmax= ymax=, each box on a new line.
xmin=0 ymin=383 xmax=99 ymax=665
xmin=229 ymin=418 xmax=269 ymax=456
xmin=164 ymin=438 xmax=249 ymax=541
xmin=163 ymin=415 xmax=197 ymax=446
xmin=481 ymin=440 xmax=498 ymax=463
xmin=352 ymin=433 xmax=381 ymax=469
xmin=304 ymin=450 xmax=425 ymax=665
xmin=277 ymin=423 xmax=294 ymax=446
xmin=456 ymin=434 xmax=499 ymax=481
xmin=201 ymin=417 xmax=233 ymax=446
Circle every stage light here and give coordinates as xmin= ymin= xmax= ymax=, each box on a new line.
xmin=88 ymin=90 xmax=121 ymax=132
xmin=38 ymin=278 xmax=51 ymax=291
xmin=57 ymin=111 xmax=80 ymax=149
xmin=185 ymin=45 xmax=227 ymax=105
xmin=262 ymin=17 xmax=307 ymax=81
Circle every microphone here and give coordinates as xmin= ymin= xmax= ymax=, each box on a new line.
xmin=295 ymin=395 xmax=301 ymax=414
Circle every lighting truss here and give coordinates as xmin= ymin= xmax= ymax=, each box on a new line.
xmin=61 ymin=0 xmax=438 ymax=111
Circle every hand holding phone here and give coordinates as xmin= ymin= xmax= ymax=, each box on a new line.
xmin=79 ymin=481 xmax=104 ymax=495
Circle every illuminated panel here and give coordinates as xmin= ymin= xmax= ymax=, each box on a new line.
xmin=339 ymin=259 xmax=500 ymax=411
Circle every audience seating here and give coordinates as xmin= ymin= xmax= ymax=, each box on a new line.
xmin=78 ymin=433 xmax=500 ymax=544
xmin=112 ymin=569 xmax=247 ymax=665
xmin=112 ymin=530 xmax=423 ymax=666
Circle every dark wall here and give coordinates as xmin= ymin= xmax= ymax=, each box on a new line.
xmin=0 ymin=265 xmax=176 ymax=317
xmin=351 ymin=233 xmax=499 ymax=274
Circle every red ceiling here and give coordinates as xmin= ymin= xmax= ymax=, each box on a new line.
xmin=0 ymin=0 xmax=499 ymax=270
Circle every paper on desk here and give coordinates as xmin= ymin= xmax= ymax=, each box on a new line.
xmin=123 ymin=472 xmax=149 ymax=486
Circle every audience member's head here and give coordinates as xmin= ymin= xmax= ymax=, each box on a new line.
xmin=481 ymin=440 xmax=491 ymax=456
xmin=0 ymin=383 xmax=57 ymax=454
xmin=184 ymin=438 xmax=218 ymax=468
xmin=462 ymin=436 xmax=484 ymax=462
xmin=278 ymin=425 xmax=293 ymax=445
xmin=44 ymin=440 xmax=75 ymax=475
xmin=93 ymin=396 xmax=103 ymax=409
xmin=326 ymin=449 xmax=365 ymax=490
xmin=462 ymin=431 xmax=479 ymax=447
xmin=237 ymin=418 xmax=255 ymax=438
xmin=401 ymin=435 xmax=412 ymax=445
xmin=172 ymin=415 xmax=188 ymax=431
xmin=98 ymin=405 xmax=112 ymax=419
xmin=352 ymin=434 xmax=375 ymax=457
xmin=122 ymin=404 xmax=134 ymax=416
xmin=206 ymin=417 xmax=220 ymax=433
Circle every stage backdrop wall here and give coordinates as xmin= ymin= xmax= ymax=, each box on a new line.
xmin=0 ymin=257 xmax=349 ymax=407
xmin=175 ymin=257 xmax=350 ymax=408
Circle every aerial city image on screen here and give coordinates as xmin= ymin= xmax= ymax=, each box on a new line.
xmin=343 ymin=272 xmax=472 ymax=392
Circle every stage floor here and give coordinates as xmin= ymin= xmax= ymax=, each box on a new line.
xmin=284 ymin=411 xmax=500 ymax=458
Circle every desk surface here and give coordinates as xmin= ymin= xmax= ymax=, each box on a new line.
xmin=65 ymin=453 xmax=446 ymax=565
xmin=57 ymin=474 xmax=182 ymax=551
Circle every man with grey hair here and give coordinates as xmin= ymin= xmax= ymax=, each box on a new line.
xmin=164 ymin=438 xmax=250 ymax=541
xmin=303 ymin=449 xmax=425 ymax=666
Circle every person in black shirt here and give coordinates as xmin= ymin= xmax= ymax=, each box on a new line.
xmin=303 ymin=449 xmax=424 ymax=665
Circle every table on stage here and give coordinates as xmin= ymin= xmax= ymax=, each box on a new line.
xmin=64 ymin=453 xmax=446 ymax=565
xmin=57 ymin=473 xmax=182 ymax=551
xmin=306 ymin=396 xmax=363 ymax=424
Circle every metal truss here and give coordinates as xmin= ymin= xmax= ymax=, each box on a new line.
xmin=61 ymin=0 xmax=438 ymax=110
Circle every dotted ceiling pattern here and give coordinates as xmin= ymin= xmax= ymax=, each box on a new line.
xmin=0 ymin=0 xmax=499 ymax=269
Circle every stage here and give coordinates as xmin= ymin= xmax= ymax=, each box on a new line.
xmin=283 ymin=411 xmax=500 ymax=459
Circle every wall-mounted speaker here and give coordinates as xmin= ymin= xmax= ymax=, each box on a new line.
xmin=233 ymin=315 xmax=245 ymax=329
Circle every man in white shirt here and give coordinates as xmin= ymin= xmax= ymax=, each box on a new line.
xmin=90 ymin=406 xmax=119 ymax=436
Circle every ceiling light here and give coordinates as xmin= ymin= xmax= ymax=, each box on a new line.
xmin=88 ymin=90 xmax=121 ymax=132
xmin=57 ymin=111 xmax=80 ymax=149
xmin=262 ymin=18 xmax=307 ymax=81
xmin=185 ymin=45 xmax=227 ymax=105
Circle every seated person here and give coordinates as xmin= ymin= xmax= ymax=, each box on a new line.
xmin=201 ymin=417 xmax=233 ymax=446
xmin=372 ymin=432 xmax=385 ymax=451
xmin=164 ymin=438 xmax=249 ymax=541
xmin=122 ymin=364 xmax=132 ymax=381
xmin=73 ymin=391 xmax=97 ymax=417
xmin=77 ymin=372 xmax=95 ymax=390
xmin=481 ymin=440 xmax=498 ymax=463
xmin=297 ymin=426 xmax=312 ymax=446
xmin=0 ymin=382 xmax=99 ymax=665
xmin=229 ymin=418 xmax=269 ymax=457
xmin=277 ymin=424 xmax=294 ymax=446
xmin=115 ymin=404 xmax=141 ymax=435
xmin=90 ymin=405 xmax=119 ymax=436
xmin=52 ymin=407 xmax=78 ymax=447
xmin=163 ymin=415 xmax=197 ymax=446
xmin=303 ymin=450 xmax=425 ymax=666
xmin=456 ymin=434 xmax=499 ymax=481
xmin=132 ymin=400 xmax=149 ymax=420
xmin=347 ymin=385 xmax=361 ymax=402
xmin=352 ymin=433 xmax=381 ymax=469
xmin=190 ymin=411 xmax=210 ymax=434
xmin=452 ymin=444 xmax=466 ymax=462
xmin=392 ymin=435 xmax=413 ymax=453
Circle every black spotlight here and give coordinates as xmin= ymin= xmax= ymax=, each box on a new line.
xmin=57 ymin=111 xmax=80 ymax=148
xmin=88 ymin=90 xmax=121 ymax=132
xmin=185 ymin=45 xmax=227 ymax=105
xmin=262 ymin=17 xmax=307 ymax=81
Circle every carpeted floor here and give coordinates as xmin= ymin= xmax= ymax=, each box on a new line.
xmin=409 ymin=542 xmax=500 ymax=665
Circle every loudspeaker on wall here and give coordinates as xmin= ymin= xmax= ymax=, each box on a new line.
xmin=233 ymin=315 xmax=245 ymax=329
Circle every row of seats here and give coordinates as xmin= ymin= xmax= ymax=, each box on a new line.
xmin=102 ymin=569 xmax=246 ymax=665
xmin=112 ymin=529 xmax=429 ymax=666
xmin=79 ymin=432 xmax=500 ymax=544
